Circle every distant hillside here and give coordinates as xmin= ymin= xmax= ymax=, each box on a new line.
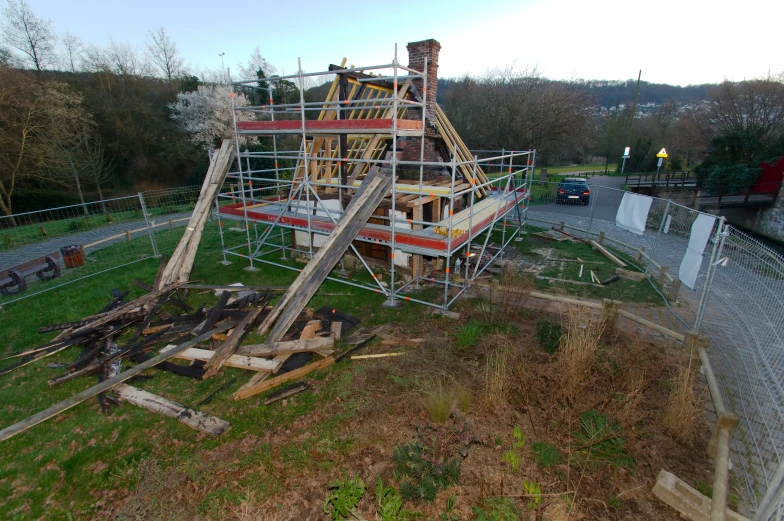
xmin=437 ymin=78 xmax=716 ymax=108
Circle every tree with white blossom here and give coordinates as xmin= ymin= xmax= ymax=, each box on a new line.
xmin=169 ymin=85 xmax=252 ymax=149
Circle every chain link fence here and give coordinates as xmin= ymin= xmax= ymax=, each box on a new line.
xmin=0 ymin=186 xmax=201 ymax=306
xmin=525 ymin=178 xmax=784 ymax=519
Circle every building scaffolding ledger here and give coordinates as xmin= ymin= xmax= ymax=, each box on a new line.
xmin=215 ymin=40 xmax=535 ymax=311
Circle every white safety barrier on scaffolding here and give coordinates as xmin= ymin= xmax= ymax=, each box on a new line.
xmin=615 ymin=192 xmax=653 ymax=235
xmin=679 ymin=213 xmax=717 ymax=289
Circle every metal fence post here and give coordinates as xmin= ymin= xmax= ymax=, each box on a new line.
xmin=138 ymin=192 xmax=159 ymax=257
xmin=694 ymin=217 xmax=727 ymax=333
xmin=588 ymin=184 xmax=598 ymax=234
xmin=644 ymin=199 xmax=671 ymax=276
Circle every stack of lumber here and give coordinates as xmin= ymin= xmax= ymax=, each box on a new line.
xmin=156 ymin=139 xmax=236 ymax=289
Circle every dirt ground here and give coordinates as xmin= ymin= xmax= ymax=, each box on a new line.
xmin=110 ymin=293 xmax=715 ymax=521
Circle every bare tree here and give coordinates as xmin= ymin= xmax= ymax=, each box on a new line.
xmin=61 ymin=31 xmax=82 ymax=73
xmin=146 ymin=27 xmax=183 ymax=92
xmin=2 ymin=0 xmax=57 ymax=75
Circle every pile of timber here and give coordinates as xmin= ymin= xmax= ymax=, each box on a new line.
xmin=0 ymin=274 xmax=372 ymax=442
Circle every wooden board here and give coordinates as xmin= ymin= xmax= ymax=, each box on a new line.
xmin=236 ymin=337 xmax=335 ymax=356
xmin=115 ymin=384 xmax=231 ymax=436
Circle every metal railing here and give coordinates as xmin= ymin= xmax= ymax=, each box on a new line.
xmin=0 ymin=186 xmax=201 ymax=305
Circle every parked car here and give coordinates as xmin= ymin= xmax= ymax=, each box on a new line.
xmin=556 ymin=178 xmax=591 ymax=205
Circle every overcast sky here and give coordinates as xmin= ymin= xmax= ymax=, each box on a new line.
xmin=17 ymin=0 xmax=783 ymax=86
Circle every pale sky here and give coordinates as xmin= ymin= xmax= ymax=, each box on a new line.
xmin=16 ymin=0 xmax=784 ymax=86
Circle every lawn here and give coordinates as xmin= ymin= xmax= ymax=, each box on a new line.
xmin=540 ymin=163 xmax=617 ymax=175
xmin=0 ymin=220 xmax=712 ymax=520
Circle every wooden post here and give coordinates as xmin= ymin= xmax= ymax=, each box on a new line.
xmin=709 ymin=414 xmax=739 ymax=521
xmin=599 ymin=231 xmax=606 ymax=245
xmin=668 ymin=278 xmax=682 ymax=301
xmin=490 ymin=280 xmax=500 ymax=304
xmin=636 ymin=246 xmax=645 ymax=263
xmin=168 ymin=218 xmax=174 ymax=229
xmin=659 ymin=265 xmax=670 ymax=286
xmin=559 ymin=221 xmax=565 ymax=231
xmin=600 ymin=298 xmax=619 ymax=328
xmin=125 ymin=230 xmax=131 ymax=241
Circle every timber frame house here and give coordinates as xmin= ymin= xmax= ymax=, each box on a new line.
xmin=215 ymin=40 xmax=535 ymax=311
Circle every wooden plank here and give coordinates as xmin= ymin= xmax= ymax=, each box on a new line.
xmin=115 ymin=384 xmax=231 ymax=436
xmin=232 ymin=356 xmax=335 ymax=400
xmin=0 ymin=321 xmax=235 ymax=443
xmin=590 ymin=240 xmax=627 ymax=268
xmin=202 ymin=307 xmax=263 ymax=379
xmin=256 ymin=170 xmax=393 ymax=343
xmin=237 ymin=337 xmax=335 ymax=356
xmin=232 ymin=371 xmax=269 ymax=399
xmin=351 ymin=352 xmax=404 ymax=360
xmin=160 ymin=346 xmax=280 ymax=372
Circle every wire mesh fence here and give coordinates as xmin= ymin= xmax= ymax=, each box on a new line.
xmin=0 ymin=186 xmax=201 ymax=305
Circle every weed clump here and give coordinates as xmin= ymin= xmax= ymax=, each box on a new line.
xmin=422 ymin=379 xmax=453 ymax=423
xmin=393 ymin=412 xmax=480 ymax=503
xmin=483 ymin=344 xmax=511 ymax=407
xmin=535 ymin=318 xmax=562 ymax=355
xmin=323 ymin=476 xmax=366 ymax=520
xmin=472 ymin=497 xmax=521 ymax=520
xmin=663 ymin=349 xmax=703 ymax=443
xmin=572 ymin=410 xmax=635 ymax=470
xmin=556 ymin=308 xmax=604 ymax=399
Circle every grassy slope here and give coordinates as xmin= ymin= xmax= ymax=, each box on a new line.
xmin=0 ymin=221 xmax=662 ymax=518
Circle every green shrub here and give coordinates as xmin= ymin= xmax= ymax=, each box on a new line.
xmin=456 ymin=320 xmax=484 ymax=349
xmin=531 ymin=441 xmax=562 ymax=467
xmin=323 ymin=476 xmax=366 ymax=520
xmin=572 ymin=410 xmax=635 ymax=469
xmin=376 ymin=478 xmax=415 ymax=521
xmin=535 ymin=318 xmax=562 ymax=355
xmin=393 ymin=413 xmax=480 ymax=503
xmin=522 ymin=480 xmax=542 ymax=511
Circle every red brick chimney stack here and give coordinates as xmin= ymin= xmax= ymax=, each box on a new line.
xmin=406 ymin=39 xmax=440 ymax=119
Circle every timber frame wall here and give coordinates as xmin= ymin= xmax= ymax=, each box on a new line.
xmin=215 ymin=44 xmax=535 ymax=311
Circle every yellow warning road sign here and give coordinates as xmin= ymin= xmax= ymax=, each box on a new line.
xmin=656 ymin=148 xmax=668 ymax=158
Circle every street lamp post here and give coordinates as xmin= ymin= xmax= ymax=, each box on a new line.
xmin=219 ymin=53 xmax=226 ymax=84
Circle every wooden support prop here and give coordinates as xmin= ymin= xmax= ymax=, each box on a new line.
xmin=589 ymin=240 xmax=627 ymax=267
xmin=618 ymin=309 xmax=685 ymax=341
xmin=256 ymin=169 xmax=393 ymax=342
xmin=0 ymin=321 xmax=235 ymax=443
xmin=202 ymin=306 xmax=263 ymax=379
xmin=115 ymin=384 xmax=231 ymax=436
xmin=233 ymin=356 xmax=335 ymax=400
xmin=158 ymin=139 xmax=235 ymax=288
xmin=161 ymin=345 xmax=280 ymax=372
xmin=237 ymin=337 xmax=335 ymax=357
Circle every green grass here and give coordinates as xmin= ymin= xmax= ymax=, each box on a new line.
xmin=540 ymin=163 xmax=617 ymax=175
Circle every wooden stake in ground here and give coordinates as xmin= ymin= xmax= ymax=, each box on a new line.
xmin=115 ymin=384 xmax=231 ymax=436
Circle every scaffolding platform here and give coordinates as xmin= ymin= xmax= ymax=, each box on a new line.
xmin=219 ymin=189 xmax=524 ymax=257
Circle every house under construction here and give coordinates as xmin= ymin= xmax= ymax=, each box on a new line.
xmin=215 ymin=40 xmax=534 ymax=310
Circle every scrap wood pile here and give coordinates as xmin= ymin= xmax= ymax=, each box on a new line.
xmin=0 ymin=272 xmax=374 ymax=441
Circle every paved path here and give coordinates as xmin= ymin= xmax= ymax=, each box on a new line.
xmin=0 ymin=212 xmax=191 ymax=272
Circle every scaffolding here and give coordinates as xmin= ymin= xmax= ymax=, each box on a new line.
xmin=215 ymin=45 xmax=535 ymax=311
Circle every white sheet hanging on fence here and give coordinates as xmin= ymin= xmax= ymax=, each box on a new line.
xmin=615 ymin=192 xmax=653 ymax=235
xmin=679 ymin=213 xmax=717 ymax=290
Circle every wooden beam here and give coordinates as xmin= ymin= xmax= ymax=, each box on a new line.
xmin=0 ymin=321 xmax=235 ymax=443
xmin=237 ymin=337 xmax=335 ymax=356
xmin=115 ymin=384 xmax=231 ymax=436
xmin=161 ymin=345 xmax=280 ymax=372
xmin=590 ymin=240 xmax=627 ymax=268
xmin=232 ymin=356 xmax=335 ymax=400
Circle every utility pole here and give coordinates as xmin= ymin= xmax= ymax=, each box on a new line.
xmin=219 ymin=53 xmax=226 ymax=84
xmin=621 ymin=70 xmax=642 ymax=174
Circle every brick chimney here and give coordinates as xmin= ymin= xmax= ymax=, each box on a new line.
xmin=400 ymin=39 xmax=444 ymax=180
